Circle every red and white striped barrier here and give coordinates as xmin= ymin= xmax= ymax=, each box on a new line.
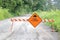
xmin=11 ymin=18 xmax=28 ymax=22
xmin=10 ymin=18 xmax=29 ymax=32
xmin=10 ymin=18 xmax=55 ymax=32
xmin=11 ymin=18 xmax=54 ymax=22
xmin=42 ymin=19 xmax=54 ymax=22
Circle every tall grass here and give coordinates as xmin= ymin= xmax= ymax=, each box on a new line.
xmin=36 ymin=10 xmax=60 ymax=32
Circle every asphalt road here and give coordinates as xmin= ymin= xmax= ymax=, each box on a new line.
xmin=0 ymin=14 xmax=58 ymax=40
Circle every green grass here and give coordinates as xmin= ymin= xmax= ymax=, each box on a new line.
xmin=0 ymin=7 xmax=13 ymax=20
xmin=36 ymin=10 xmax=60 ymax=32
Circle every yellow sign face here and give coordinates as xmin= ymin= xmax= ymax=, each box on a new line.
xmin=28 ymin=13 xmax=42 ymax=28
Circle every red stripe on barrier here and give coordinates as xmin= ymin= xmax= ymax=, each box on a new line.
xmin=18 ymin=19 xmax=21 ymax=21
xmin=51 ymin=19 xmax=54 ymax=22
xmin=14 ymin=19 xmax=17 ymax=21
xmin=27 ymin=19 xmax=28 ymax=21
xmin=44 ymin=19 xmax=46 ymax=22
xmin=48 ymin=19 xmax=51 ymax=22
xmin=23 ymin=19 xmax=25 ymax=21
xmin=11 ymin=19 xmax=14 ymax=22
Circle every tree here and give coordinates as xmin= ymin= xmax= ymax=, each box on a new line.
xmin=0 ymin=0 xmax=47 ymax=14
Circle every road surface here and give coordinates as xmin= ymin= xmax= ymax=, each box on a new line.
xmin=0 ymin=14 xmax=58 ymax=40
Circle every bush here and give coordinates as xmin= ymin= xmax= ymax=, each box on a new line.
xmin=0 ymin=7 xmax=13 ymax=20
xmin=36 ymin=10 xmax=60 ymax=32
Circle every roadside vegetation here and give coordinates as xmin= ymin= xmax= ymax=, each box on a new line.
xmin=0 ymin=7 xmax=13 ymax=20
xmin=36 ymin=10 xmax=60 ymax=32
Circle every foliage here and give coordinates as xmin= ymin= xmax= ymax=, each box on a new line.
xmin=0 ymin=7 xmax=13 ymax=20
xmin=0 ymin=0 xmax=47 ymax=13
xmin=36 ymin=10 xmax=60 ymax=32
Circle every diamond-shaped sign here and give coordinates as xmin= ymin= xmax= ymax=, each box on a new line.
xmin=28 ymin=13 xmax=42 ymax=28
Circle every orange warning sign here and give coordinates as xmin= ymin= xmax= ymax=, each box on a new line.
xmin=28 ymin=13 xmax=42 ymax=28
